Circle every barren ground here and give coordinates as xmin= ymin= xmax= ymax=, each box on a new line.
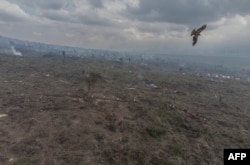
xmin=0 ymin=54 xmax=250 ymax=165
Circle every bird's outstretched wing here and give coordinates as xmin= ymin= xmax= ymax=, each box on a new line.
xmin=197 ymin=24 xmax=206 ymax=33
xmin=191 ymin=29 xmax=196 ymax=36
xmin=192 ymin=36 xmax=198 ymax=46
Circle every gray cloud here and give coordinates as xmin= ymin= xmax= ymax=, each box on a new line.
xmin=0 ymin=11 xmax=25 ymax=22
xmin=7 ymin=0 xmax=76 ymax=17
xmin=87 ymin=0 xmax=103 ymax=8
xmin=8 ymin=0 xmax=70 ymax=10
xmin=78 ymin=14 xmax=113 ymax=26
xmin=0 ymin=0 xmax=250 ymax=55
xmin=124 ymin=0 xmax=250 ymax=26
xmin=41 ymin=10 xmax=72 ymax=22
xmin=6 ymin=0 xmax=112 ymax=27
xmin=0 ymin=1 xmax=32 ymax=22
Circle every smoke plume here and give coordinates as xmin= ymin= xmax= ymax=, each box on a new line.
xmin=11 ymin=45 xmax=22 ymax=56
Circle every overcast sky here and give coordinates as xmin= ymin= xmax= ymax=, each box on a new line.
xmin=0 ymin=0 xmax=250 ymax=55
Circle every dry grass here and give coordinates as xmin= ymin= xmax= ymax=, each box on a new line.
xmin=0 ymin=54 xmax=249 ymax=164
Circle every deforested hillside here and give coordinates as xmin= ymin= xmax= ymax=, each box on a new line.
xmin=0 ymin=54 xmax=249 ymax=165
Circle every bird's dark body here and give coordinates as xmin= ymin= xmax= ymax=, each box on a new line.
xmin=191 ymin=24 xmax=206 ymax=46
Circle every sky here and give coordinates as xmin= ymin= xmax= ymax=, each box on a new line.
xmin=0 ymin=0 xmax=250 ymax=55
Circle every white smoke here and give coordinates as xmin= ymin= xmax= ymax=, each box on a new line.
xmin=11 ymin=45 xmax=22 ymax=56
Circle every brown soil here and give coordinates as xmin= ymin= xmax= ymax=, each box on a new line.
xmin=0 ymin=54 xmax=249 ymax=165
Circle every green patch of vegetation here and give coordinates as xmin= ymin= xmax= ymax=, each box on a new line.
xmin=124 ymin=149 xmax=146 ymax=164
xmin=18 ymin=158 xmax=33 ymax=165
xmin=160 ymin=112 xmax=184 ymax=125
xmin=168 ymin=144 xmax=187 ymax=158
xmin=146 ymin=127 xmax=166 ymax=138
xmin=58 ymin=155 xmax=83 ymax=165
xmin=109 ymin=70 xmax=130 ymax=80
xmin=239 ymin=142 xmax=250 ymax=148
xmin=128 ymin=103 xmax=144 ymax=112
xmin=149 ymin=156 xmax=166 ymax=165
xmin=201 ymin=127 xmax=217 ymax=139
xmin=104 ymin=148 xmax=147 ymax=165
xmin=111 ymin=71 xmax=124 ymax=79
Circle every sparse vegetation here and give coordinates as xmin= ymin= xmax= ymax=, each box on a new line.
xmin=0 ymin=54 xmax=250 ymax=164
xmin=82 ymin=71 xmax=104 ymax=96
xmin=146 ymin=127 xmax=166 ymax=138
xmin=168 ymin=144 xmax=188 ymax=158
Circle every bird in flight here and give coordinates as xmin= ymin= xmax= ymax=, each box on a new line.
xmin=191 ymin=24 xmax=206 ymax=46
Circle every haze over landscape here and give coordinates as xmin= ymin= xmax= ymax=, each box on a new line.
xmin=0 ymin=0 xmax=250 ymax=55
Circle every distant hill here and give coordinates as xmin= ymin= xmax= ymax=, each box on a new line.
xmin=0 ymin=35 xmax=130 ymax=57
xmin=1 ymin=35 xmax=250 ymax=72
